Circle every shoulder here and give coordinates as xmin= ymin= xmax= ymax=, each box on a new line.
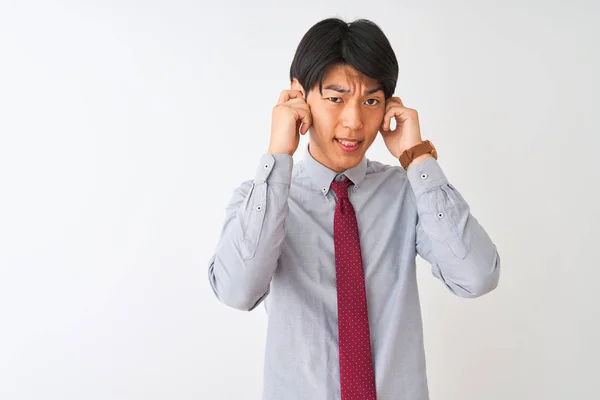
xmin=366 ymin=158 xmax=407 ymax=180
xmin=365 ymin=158 xmax=416 ymax=205
xmin=292 ymin=158 xmax=305 ymax=179
xmin=289 ymin=159 xmax=314 ymax=190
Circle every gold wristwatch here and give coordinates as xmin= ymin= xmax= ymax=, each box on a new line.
xmin=399 ymin=140 xmax=438 ymax=169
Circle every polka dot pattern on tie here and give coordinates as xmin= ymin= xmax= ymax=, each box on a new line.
xmin=330 ymin=176 xmax=377 ymax=400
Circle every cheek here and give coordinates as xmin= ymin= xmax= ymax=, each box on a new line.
xmin=371 ymin=107 xmax=386 ymax=123
xmin=367 ymin=111 xmax=385 ymax=131
xmin=363 ymin=132 xmax=378 ymax=148
xmin=311 ymin=109 xmax=336 ymax=137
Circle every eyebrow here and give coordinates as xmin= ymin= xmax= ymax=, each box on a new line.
xmin=323 ymin=84 xmax=384 ymax=95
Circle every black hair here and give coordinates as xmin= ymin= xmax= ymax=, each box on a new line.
xmin=289 ymin=18 xmax=399 ymax=100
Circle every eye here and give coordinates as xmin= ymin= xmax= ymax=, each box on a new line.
xmin=328 ymin=97 xmax=342 ymax=103
xmin=365 ymin=99 xmax=380 ymax=106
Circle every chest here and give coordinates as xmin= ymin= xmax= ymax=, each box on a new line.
xmin=278 ymin=179 xmax=417 ymax=286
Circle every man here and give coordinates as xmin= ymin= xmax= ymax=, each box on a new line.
xmin=208 ymin=17 xmax=500 ymax=400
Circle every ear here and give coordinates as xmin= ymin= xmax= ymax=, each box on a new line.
xmin=290 ymin=78 xmax=306 ymax=98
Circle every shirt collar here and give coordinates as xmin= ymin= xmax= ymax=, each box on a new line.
xmin=301 ymin=142 xmax=368 ymax=196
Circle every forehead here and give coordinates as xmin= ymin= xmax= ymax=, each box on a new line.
xmin=322 ymin=64 xmax=379 ymax=88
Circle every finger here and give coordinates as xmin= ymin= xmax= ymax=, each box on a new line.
xmin=277 ymin=89 xmax=305 ymax=105
xmin=385 ymin=100 xmax=404 ymax=114
xmin=295 ymin=107 xmax=312 ymax=134
xmin=283 ymin=97 xmax=308 ymax=106
xmin=279 ymin=101 xmax=311 ymax=133
xmin=382 ymin=105 xmax=412 ymax=130
xmin=385 ymin=96 xmax=401 ymax=108
xmin=381 ymin=108 xmax=398 ymax=131
xmin=387 ymin=96 xmax=404 ymax=108
xmin=394 ymin=96 xmax=404 ymax=107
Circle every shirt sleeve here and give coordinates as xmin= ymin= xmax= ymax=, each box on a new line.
xmin=407 ymin=157 xmax=501 ymax=298
xmin=208 ymin=153 xmax=293 ymax=310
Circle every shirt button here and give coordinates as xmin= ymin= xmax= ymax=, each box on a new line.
xmin=257 ymin=206 xmax=263 ymax=211
xmin=421 ymin=173 xmax=428 ymax=179
xmin=322 ymin=187 xmax=327 ymax=193
xmin=264 ymin=164 xmax=269 ymax=169
xmin=437 ymin=212 xmax=444 ymax=219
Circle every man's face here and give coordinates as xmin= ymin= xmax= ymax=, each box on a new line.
xmin=292 ymin=64 xmax=386 ymax=172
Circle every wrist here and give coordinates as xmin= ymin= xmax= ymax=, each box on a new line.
xmin=398 ymin=140 xmax=437 ymax=169
xmin=268 ymin=147 xmax=294 ymax=156
xmin=406 ymin=153 xmax=433 ymax=169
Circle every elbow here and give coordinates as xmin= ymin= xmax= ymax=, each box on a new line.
xmin=453 ymin=251 xmax=501 ymax=299
xmin=217 ymin=291 xmax=263 ymax=312
xmin=459 ymin=270 xmax=499 ymax=298
xmin=207 ymin=257 xmax=267 ymax=311
xmin=215 ymin=287 xmax=266 ymax=312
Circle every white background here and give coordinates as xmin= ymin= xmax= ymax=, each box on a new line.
xmin=1 ymin=1 xmax=598 ymax=399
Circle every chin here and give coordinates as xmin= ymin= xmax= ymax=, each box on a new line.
xmin=331 ymin=148 xmax=364 ymax=169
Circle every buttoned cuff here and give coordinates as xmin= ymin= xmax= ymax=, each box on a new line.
xmin=254 ymin=153 xmax=293 ymax=185
xmin=407 ymin=157 xmax=449 ymax=198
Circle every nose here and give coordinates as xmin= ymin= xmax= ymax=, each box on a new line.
xmin=340 ymin=102 xmax=364 ymax=131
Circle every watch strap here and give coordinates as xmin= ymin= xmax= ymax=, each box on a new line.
xmin=399 ymin=140 xmax=438 ymax=169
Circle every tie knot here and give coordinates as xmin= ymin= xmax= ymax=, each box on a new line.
xmin=330 ymin=177 xmax=353 ymax=199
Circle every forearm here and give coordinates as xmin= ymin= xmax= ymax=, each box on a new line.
xmin=208 ymin=153 xmax=293 ymax=310
xmin=408 ymin=157 xmax=500 ymax=298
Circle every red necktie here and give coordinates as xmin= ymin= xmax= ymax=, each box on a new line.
xmin=331 ymin=177 xmax=377 ymax=400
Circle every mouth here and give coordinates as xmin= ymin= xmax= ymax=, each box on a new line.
xmin=335 ymin=138 xmax=363 ymax=152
